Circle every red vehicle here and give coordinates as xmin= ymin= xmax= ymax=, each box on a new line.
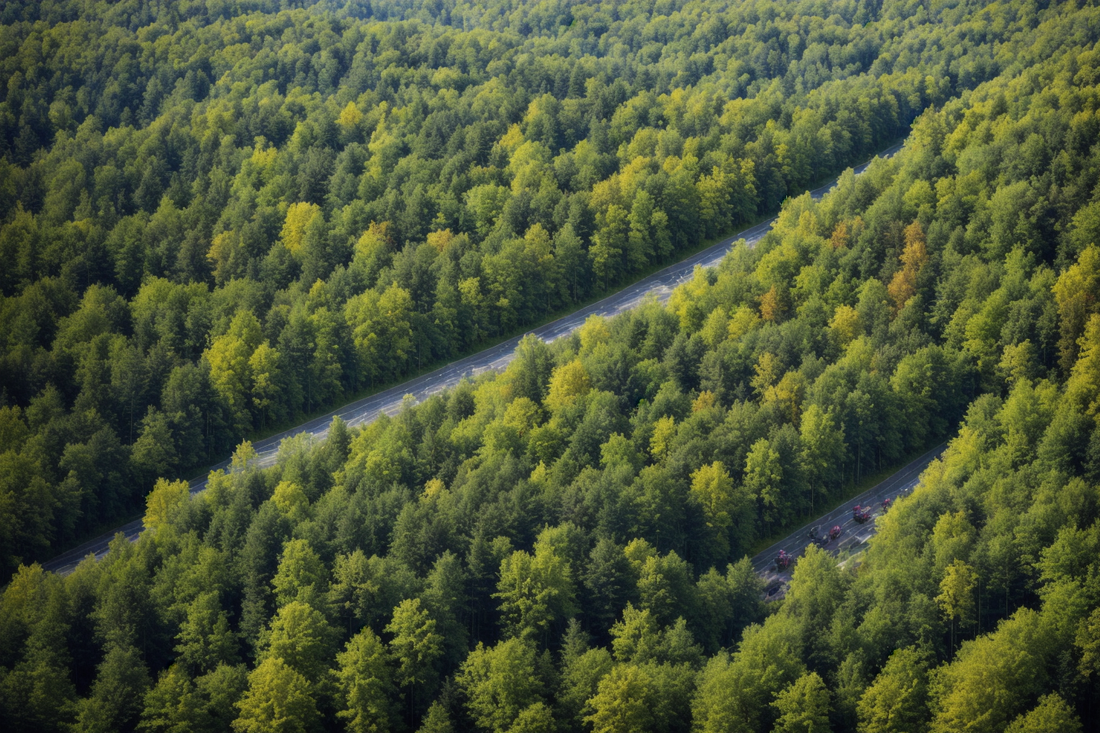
xmin=828 ymin=525 xmax=842 ymax=541
xmin=775 ymin=549 xmax=792 ymax=572
xmin=853 ymin=504 xmax=873 ymax=524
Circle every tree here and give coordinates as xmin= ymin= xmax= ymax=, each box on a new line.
xmin=545 ymin=360 xmax=591 ymax=412
xmin=610 ymin=604 xmax=662 ymax=665
xmin=691 ymin=615 xmax=805 ymax=733
xmin=457 ymin=637 xmax=544 ymax=733
xmin=929 ymin=609 xmax=1051 ymax=733
xmin=1003 ymin=693 xmax=1081 ymax=733
xmin=591 ymin=205 xmax=627 ymax=287
xmin=335 ymin=627 xmax=398 ymax=733
xmin=506 ymin=335 xmax=554 ymax=405
xmin=386 ymin=598 xmax=443 ymax=720
xmin=0 ymin=590 xmax=78 ymax=733
xmin=689 ymin=461 xmax=742 ymax=565
xmin=143 ymin=477 xmax=190 ymax=533
xmin=936 ymin=560 xmax=977 ymax=651
xmin=141 ymin=664 xmax=248 ymax=733
xmin=745 ymin=438 xmax=783 ymax=524
xmin=554 ymin=223 xmax=588 ymax=304
xmin=857 ymin=647 xmax=930 ymax=733
xmin=281 ymin=203 xmax=323 ymax=256
xmin=272 ymin=539 xmax=329 ymax=609
xmin=131 ymin=408 xmax=179 ymax=485
xmin=506 ymin=703 xmax=555 ymax=733
xmin=558 ymin=624 xmax=613 ymax=729
xmin=261 ymin=601 xmax=336 ymax=682
xmin=73 ymin=643 xmax=151 ymax=733
xmin=420 ymin=551 xmax=470 ymax=667
xmin=140 ymin=665 xmax=202 ymax=733
xmin=271 ymin=481 xmax=309 ymax=524
xmin=417 ymin=701 xmax=454 ymax=733
xmin=494 ymin=542 xmax=577 ymax=640
xmin=627 ymin=191 xmax=656 ymax=271
xmin=1053 ymin=245 xmax=1100 ymax=371
xmin=584 ymin=664 xmax=654 ymax=733
xmin=773 ymin=672 xmax=831 ymax=733
xmin=176 ymin=592 xmax=239 ymax=675
xmin=583 ymin=538 xmax=636 ymax=632
xmin=1076 ymin=606 xmax=1100 ymax=678
xmin=249 ymin=342 xmax=282 ymax=430
xmin=205 ymin=310 xmax=263 ymax=434
xmin=345 ymin=283 xmax=414 ymax=386
xmin=887 ymin=222 xmax=928 ymax=311
xmin=233 ymin=657 xmax=319 ymax=733
xmin=635 ymin=551 xmax=694 ymax=627
xmin=799 ymin=404 xmax=845 ymax=510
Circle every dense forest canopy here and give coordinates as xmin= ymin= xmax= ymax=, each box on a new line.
xmin=0 ymin=0 xmax=1088 ymax=576
xmin=3 ymin=0 xmax=1100 ymax=732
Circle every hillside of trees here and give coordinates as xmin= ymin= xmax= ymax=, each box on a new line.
xmin=1 ymin=0 xmax=1093 ymax=575
xmin=3 ymin=0 xmax=1100 ymax=727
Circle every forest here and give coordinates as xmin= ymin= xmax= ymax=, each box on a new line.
xmin=2 ymin=0 xmax=1100 ymax=731
xmin=0 ymin=0 xmax=1082 ymax=574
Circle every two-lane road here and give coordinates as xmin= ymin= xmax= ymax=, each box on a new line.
xmin=751 ymin=443 xmax=946 ymax=595
xmin=41 ymin=142 xmax=905 ymax=576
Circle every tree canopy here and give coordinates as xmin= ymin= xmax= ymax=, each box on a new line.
xmin=2 ymin=0 xmax=1100 ymax=732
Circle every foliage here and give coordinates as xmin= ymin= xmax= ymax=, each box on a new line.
xmin=1 ymin=1 xmax=1100 ymax=732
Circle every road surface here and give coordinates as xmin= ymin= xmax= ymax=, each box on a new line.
xmin=41 ymin=142 xmax=905 ymax=576
xmin=752 ymin=443 xmax=946 ymax=598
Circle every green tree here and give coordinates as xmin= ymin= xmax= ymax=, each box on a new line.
xmin=261 ymin=601 xmax=336 ymax=682
xmin=141 ymin=663 xmax=247 ymax=733
xmin=584 ymin=664 xmax=654 ymax=733
xmin=506 ymin=703 xmax=555 ymax=733
xmin=233 ymin=657 xmax=318 ymax=733
xmin=73 ymin=643 xmax=151 ymax=733
xmin=143 ymin=477 xmax=190 ymax=533
xmin=335 ymin=627 xmax=398 ymax=733
xmin=689 ymin=461 xmax=743 ymax=564
xmin=610 ymin=604 xmax=662 ymax=665
xmin=249 ymin=342 xmax=282 ymax=430
xmin=591 ymin=205 xmax=627 ymax=288
xmin=773 ymin=672 xmax=831 ymax=733
xmin=857 ymin=647 xmax=930 ymax=733
xmin=936 ymin=560 xmax=977 ymax=651
xmin=131 ymin=408 xmax=179 ymax=485
xmin=1003 ymin=693 xmax=1082 ymax=733
xmin=205 ymin=310 xmax=263 ymax=434
xmin=140 ymin=665 xmax=202 ymax=733
xmin=386 ymin=598 xmax=443 ymax=721
xmin=558 ymin=624 xmax=613 ymax=729
xmin=457 ymin=637 xmax=544 ymax=733
xmin=272 ymin=539 xmax=329 ymax=609
xmin=627 ymin=192 xmax=656 ymax=271
xmin=417 ymin=701 xmax=454 ymax=733
xmin=745 ymin=438 xmax=784 ymax=524
xmin=495 ymin=542 xmax=577 ymax=640
xmin=583 ymin=538 xmax=636 ymax=632
xmin=691 ymin=615 xmax=805 ymax=733
xmin=929 ymin=609 xmax=1052 ymax=733
xmin=176 ymin=592 xmax=239 ymax=675
xmin=799 ymin=404 xmax=845 ymax=510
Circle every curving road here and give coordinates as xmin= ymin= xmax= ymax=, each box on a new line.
xmin=42 ymin=142 xmax=905 ymax=576
xmin=752 ymin=443 xmax=946 ymax=598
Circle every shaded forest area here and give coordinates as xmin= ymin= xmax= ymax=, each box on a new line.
xmin=0 ymin=0 xmax=1077 ymax=575
xmin=4 ymin=0 xmax=1100 ymax=729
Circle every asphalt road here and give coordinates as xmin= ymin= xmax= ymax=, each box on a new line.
xmin=41 ymin=142 xmax=905 ymax=576
xmin=752 ymin=443 xmax=946 ymax=597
